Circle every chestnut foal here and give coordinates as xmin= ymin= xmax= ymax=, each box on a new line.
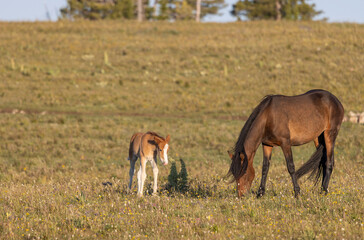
xmin=128 ymin=132 xmax=170 ymax=196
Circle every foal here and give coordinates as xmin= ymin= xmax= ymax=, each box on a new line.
xmin=128 ymin=132 xmax=170 ymax=196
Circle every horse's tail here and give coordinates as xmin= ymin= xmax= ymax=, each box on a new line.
xmin=295 ymin=144 xmax=325 ymax=184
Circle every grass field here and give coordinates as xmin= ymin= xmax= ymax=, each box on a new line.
xmin=0 ymin=20 xmax=363 ymax=239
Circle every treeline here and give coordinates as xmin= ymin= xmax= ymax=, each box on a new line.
xmin=60 ymin=0 xmax=322 ymax=22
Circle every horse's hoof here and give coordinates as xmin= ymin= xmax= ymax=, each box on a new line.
xmin=256 ymin=188 xmax=265 ymax=198
xmin=320 ymin=190 xmax=328 ymax=195
xmin=256 ymin=192 xmax=264 ymax=198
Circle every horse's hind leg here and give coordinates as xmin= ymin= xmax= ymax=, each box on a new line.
xmin=314 ymin=138 xmax=319 ymax=148
xmin=257 ymin=144 xmax=273 ymax=198
xmin=322 ymin=129 xmax=338 ymax=193
xmin=314 ymin=132 xmax=326 ymax=149
xmin=281 ymin=143 xmax=300 ymax=197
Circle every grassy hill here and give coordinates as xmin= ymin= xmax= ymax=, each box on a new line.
xmin=0 ymin=21 xmax=363 ymax=239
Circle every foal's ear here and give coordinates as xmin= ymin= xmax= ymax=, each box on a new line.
xmin=227 ymin=150 xmax=233 ymax=160
xmin=165 ymin=134 xmax=170 ymax=143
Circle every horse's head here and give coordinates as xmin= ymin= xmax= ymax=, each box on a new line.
xmin=155 ymin=135 xmax=170 ymax=165
xmin=228 ymin=151 xmax=255 ymax=197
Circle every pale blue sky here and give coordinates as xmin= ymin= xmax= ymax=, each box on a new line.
xmin=0 ymin=0 xmax=363 ymax=23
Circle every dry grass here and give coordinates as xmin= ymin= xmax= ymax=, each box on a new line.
xmin=0 ymin=20 xmax=363 ymax=239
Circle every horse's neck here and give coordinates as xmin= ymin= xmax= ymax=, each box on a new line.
xmin=244 ymin=116 xmax=266 ymax=158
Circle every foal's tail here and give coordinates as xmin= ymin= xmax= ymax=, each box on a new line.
xmin=295 ymin=144 xmax=325 ymax=185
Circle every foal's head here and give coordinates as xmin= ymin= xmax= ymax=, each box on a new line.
xmin=154 ymin=135 xmax=170 ymax=165
xmin=228 ymin=151 xmax=255 ymax=197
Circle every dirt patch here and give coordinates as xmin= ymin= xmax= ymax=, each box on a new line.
xmin=0 ymin=108 xmax=248 ymax=121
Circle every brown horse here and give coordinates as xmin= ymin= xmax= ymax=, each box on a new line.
xmin=128 ymin=132 xmax=170 ymax=197
xmin=227 ymin=89 xmax=344 ymax=197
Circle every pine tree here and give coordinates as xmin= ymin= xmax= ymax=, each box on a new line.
xmin=157 ymin=0 xmax=169 ymax=20
xmin=61 ymin=0 xmax=137 ymax=20
xmin=110 ymin=0 xmax=134 ymax=19
xmin=178 ymin=159 xmax=189 ymax=193
xmin=167 ymin=162 xmax=179 ymax=192
xmin=231 ymin=0 xmax=322 ymax=21
xmin=167 ymin=0 xmax=226 ymax=21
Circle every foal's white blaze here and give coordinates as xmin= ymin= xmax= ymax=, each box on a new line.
xmin=162 ymin=144 xmax=169 ymax=165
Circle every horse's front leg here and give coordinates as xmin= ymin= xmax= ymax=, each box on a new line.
xmin=151 ymin=158 xmax=159 ymax=195
xmin=257 ymin=144 xmax=273 ymax=198
xmin=281 ymin=143 xmax=300 ymax=197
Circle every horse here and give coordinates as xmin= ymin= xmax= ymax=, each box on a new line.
xmin=227 ymin=89 xmax=344 ymax=198
xmin=128 ymin=132 xmax=170 ymax=197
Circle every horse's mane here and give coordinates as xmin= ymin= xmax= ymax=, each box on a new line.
xmin=227 ymin=95 xmax=273 ymax=182
xmin=146 ymin=131 xmax=165 ymax=140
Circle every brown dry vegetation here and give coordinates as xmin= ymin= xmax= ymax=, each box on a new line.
xmin=0 ymin=20 xmax=363 ymax=239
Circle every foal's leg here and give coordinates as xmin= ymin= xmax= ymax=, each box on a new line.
xmin=151 ymin=158 xmax=159 ymax=195
xmin=128 ymin=156 xmax=137 ymax=192
xmin=281 ymin=143 xmax=300 ymax=197
xmin=321 ymin=130 xmax=338 ymax=193
xmin=137 ymin=157 xmax=147 ymax=197
xmin=257 ymin=144 xmax=273 ymax=197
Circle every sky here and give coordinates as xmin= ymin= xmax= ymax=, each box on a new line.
xmin=0 ymin=0 xmax=363 ymax=23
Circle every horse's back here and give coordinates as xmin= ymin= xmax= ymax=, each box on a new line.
xmin=298 ymin=90 xmax=344 ymax=123
xmin=269 ymin=90 xmax=343 ymax=121
xmin=264 ymin=90 xmax=344 ymax=145
xmin=129 ymin=133 xmax=143 ymax=160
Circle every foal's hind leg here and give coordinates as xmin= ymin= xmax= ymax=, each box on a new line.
xmin=281 ymin=143 xmax=300 ymax=197
xmin=128 ymin=156 xmax=137 ymax=192
xmin=257 ymin=144 xmax=273 ymax=198
xmin=321 ymin=129 xmax=338 ymax=193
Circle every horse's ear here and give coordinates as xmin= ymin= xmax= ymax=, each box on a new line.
xmin=165 ymin=134 xmax=170 ymax=143
xmin=227 ymin=150 xmax=233 ymax=160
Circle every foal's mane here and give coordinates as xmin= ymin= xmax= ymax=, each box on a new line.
xmin=146 ymin=131 xmax=165 ymax=141
xmin=228 ymin=95 xmax=273 ymax=181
